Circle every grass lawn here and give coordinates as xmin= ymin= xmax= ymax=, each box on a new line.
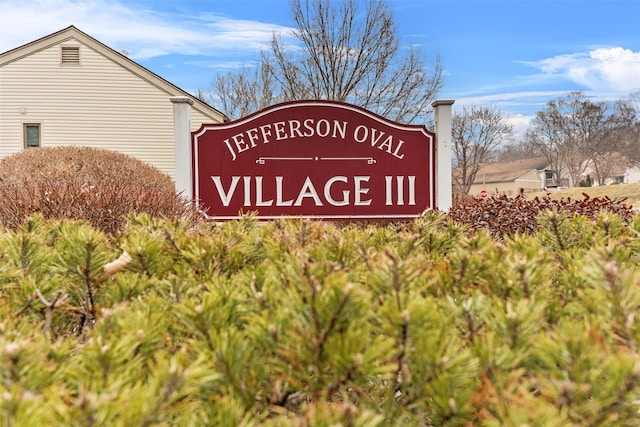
xmin=527 ymin=182 xmax=640 ymax=207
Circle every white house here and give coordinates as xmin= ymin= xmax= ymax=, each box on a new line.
xmin=0 ymin=26 xmax=226 ymax=179
xmin=622 ymin=166 xmax=640 ymax=184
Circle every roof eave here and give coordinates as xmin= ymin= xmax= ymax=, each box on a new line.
xmin=0 ymin=25 xmax=228 ymax=123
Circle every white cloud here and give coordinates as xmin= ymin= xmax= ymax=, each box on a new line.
xmin=506 ymin=114 xmax=534 ymax=140
xmin=0 ymin=0 xmax=295 ymax=59
xmin=448 ymin=92 xmax=570 ymax=139
xmin=525 ymin=47 xmax=640 ymax=93
xmin=452 ymin=91 xmax=566 ymax=106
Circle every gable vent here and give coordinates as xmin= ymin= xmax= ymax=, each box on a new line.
xmin=61 ymin=46 xmax=80 ymax=64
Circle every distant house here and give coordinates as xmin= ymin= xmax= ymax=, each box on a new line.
xmin=621 ymin=166 xmax=640 ymax=185
xmin=462 ymin=157 xmax=557 ymax=197
xmin=581 ymin=154 xmax=640 ymax=186
xmin=0 ymin=26 xmax=226 ymax=179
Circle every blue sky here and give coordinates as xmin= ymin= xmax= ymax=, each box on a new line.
xmin=2 ymin=0 xmax=639 ymax=136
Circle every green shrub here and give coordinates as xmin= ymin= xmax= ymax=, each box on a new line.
xmin=1 ymin=212 xmax=639 ymax=426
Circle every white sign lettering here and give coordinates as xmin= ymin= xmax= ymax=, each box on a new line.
xmin=222 ymin=119 xmax=406 ymax=161
xmin=209 ymin=175 xmax=415 ymax=208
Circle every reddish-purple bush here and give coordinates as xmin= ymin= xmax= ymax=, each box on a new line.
xmin=449 ymin=190 xmax=636 ymax=239
xmin=0 ymin=147 xmax=197 ymax=234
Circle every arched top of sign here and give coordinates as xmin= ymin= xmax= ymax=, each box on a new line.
xmin=193 ymin=99 xmax=434 ymax=139
xmin=192 ymin=99 xmax=437 ymax=221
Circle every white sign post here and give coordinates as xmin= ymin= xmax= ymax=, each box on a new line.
xmin=170 ymin=96 xmax=194 ymax=200
xmin=432 ymin=100 xmax=455 ymax=212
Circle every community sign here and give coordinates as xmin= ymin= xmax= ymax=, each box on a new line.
xmin=192 ymin=100 xmax=436 ymax=220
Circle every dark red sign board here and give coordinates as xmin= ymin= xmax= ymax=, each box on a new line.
xmin=192 ymin=100 xmax=435 ymax=220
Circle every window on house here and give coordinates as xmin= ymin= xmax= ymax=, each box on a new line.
xmin=24 ymin=124 xmax=40 ymax=148
xmin=61 ymin=46 xmax=80 ymax=64
xmin=545 ymin=171 xmax=554 ymax=180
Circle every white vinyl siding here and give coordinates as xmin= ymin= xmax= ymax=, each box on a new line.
xmin=0 ymin=32 xmax=223 ymax=179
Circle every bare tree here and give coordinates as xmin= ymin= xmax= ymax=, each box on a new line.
xmin=527 ymin=106 xmax=573 ymax=187
xmin=210 ymin=63 xmax=279 ymax=120
xmin=592 ymin=151 xmax=630 ymax=186
xmin=494 ymin=137 xmax=543 ymax=163
xmin=452 ymin=105 xmax=514 ymax=194
xmin=210 ymin=0 xmax=442 ymax=122
xmin=530 ymin=92 xmax=631 ymax=187
xmin=613 ymin=91 xmax=640 ymax=165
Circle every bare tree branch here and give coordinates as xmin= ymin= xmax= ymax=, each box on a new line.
xmin=452 ymin=105 xmax=514 ymax=194
xmin=530 ymin=92 xmax=637 ymax=187
xmin=209 ymin=0 xmax=442 ymax=123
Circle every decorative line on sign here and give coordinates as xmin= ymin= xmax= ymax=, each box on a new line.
xmin=256 ymin=157 xmax=315 ymax=164
xmin=320 ymin=157 xmax=377 ymax=164
xmin=256 ymin=156 xmax=376 ymax=164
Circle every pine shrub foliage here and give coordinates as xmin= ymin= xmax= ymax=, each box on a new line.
xmin=1 ymin=209 xmax=639 ymax=426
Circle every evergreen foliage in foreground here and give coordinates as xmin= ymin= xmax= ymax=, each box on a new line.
xmin=1 ymin=211 xmax=639 ymax=426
